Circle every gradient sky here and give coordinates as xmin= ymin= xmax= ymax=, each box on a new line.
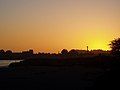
xmin=0 ymin=0 xmax=120 ymax=53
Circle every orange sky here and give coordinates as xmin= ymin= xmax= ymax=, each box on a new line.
xmin=0 ymin=0 xmax=120 ymax=53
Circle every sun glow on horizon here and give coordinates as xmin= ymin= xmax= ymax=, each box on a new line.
xmin=89 ymin=42 xmax=110 ymax=50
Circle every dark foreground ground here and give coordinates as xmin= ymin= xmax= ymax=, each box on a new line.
xmin=0 ymin=65 xmax=120 ymax=90
xmin=0 ymin=66 xmax=101 ymax=90
xmin=0 ymin=58 xmax=120 ymax=90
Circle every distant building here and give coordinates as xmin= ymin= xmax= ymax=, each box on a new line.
xmin=90 ymin=49 xmax=110 ymax=55
xmin=22 ymin=49 xmax=34 ymax=55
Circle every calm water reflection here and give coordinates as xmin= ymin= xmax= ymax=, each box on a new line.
xmin=0 ymin=60 xmax=22 ymax=67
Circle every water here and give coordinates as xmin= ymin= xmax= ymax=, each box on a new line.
xmin=0 ymin=60 xmax=22 ymax=67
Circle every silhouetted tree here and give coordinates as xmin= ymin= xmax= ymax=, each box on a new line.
xmin=0 ymin=49 xmax=5 ymax=59
xmin=0 ymin=49 xmax=5 ymax=55
xmin=6 ymin=50 xmax=13 ymax=59
xmin=61 ymin=49 xmax=68 ymax=55
xmin=69 ymin=49 xmax=79 ymax=56
xmin=29 ymin=49 xmax=34 ymax=54
xmin=6 ymin=50 xmax=12 ymax=54
xmin=109 ymin=38 xmax=120 ymax=56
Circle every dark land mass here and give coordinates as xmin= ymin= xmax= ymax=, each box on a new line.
xmin=0 ymin=49 xmax=110 ymax=60
xmin=0 ymin=55 xmax=120 ymax=90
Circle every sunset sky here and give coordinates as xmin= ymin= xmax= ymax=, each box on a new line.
xmin=0 ymin=0 xmax=120 ymax=53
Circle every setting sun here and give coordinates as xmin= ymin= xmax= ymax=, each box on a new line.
xmin=90 ymin=41 xmax=109 ymax=50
